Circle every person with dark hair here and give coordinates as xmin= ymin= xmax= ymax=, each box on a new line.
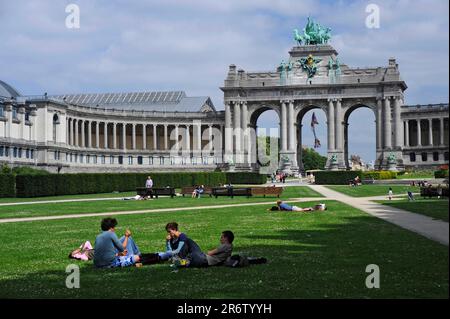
xmin=157 ymin=222 xmax=189 ymax=261
xmin=93 ymin=217 xmax=141 ymax=268
xmin=268 ymin=200 xmax=313 ymax=212
xmin=205 ymin=231 xmax=234 ymax=266
xmin=172 ymin=230 xmax=235 ymax=269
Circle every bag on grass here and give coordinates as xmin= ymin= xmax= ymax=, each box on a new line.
xmin=224 ymin=255 xmax=250 ymax=268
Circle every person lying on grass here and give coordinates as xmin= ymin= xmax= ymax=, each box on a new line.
xmin=172 ymin=230 xmax=235 ymax=268
xmin=267 ymin=200 xmax=314 ymax=212
xmin=93 ymin=217 xmax=141 ymax=268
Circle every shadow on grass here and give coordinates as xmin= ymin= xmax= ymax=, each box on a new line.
xmin=0 ymin=213 xmax=448 ymax=299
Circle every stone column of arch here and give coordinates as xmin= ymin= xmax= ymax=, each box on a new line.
xmin=327 ymin=99 xmax=335 ymax=152
xmin=383 ymin=97 xmax=392 ymax=149
xmin=142 ymin=124 xmax=146 ymax=150
xmin=334 ymin=99 xmax=343 ymax=151
xmin=393 ymin=96 xmax=403 ymax=148
xmin=224 ymin=102 xmax=233 ymax=159
xmin=376 ymin=99 xmax=383 ymax=150
xmin=240 ymin=101 xmax=248 ymax=163
xmin=440 ymin=118 xmax=445 ymax=146
xmin=288 ymin=100 xmax=296 ymax=152
xmin=233 ymin=101 xmax=241 ymax=162
xmin=280 ymin=100 xmax=287 ymax=152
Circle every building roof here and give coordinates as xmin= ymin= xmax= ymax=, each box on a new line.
xmin=49 ymin=91 xmax=216 ymax=113
xmin=0 ymin=80 xmax=21 ymax=99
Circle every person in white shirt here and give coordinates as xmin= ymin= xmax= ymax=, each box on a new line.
xmin=145 ymin=176 xmax=154 ymax=199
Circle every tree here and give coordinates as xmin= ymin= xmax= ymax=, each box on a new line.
xmin=301 ymin=148 xmax=327 ymax=171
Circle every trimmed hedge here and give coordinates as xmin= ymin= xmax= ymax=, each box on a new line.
xmin=314 ymin=171 xmax=362 ymax=185
xmin=362 ymin=171 xmax=397 ymax=180
xmin=14 ymin=172 xmax=266 ymax=198
xmin=0 ymin=174 xmax=16 ymax=198
xmin=435 ymin=170 xmax=449 ymax=178
xmin=226 ymin=172 xmax=267 ymax=185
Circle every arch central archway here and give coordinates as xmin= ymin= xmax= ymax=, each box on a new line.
xmin=295 ymin=104 xmax=327 ymax=173
xmin=249 ymin=104 xmax=281 ymax=173
xmin=343 ymin=104 xmax=376 ymax=170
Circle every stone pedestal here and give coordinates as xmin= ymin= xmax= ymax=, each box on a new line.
xmin=325 ymin=151 xmax=346 ymax=170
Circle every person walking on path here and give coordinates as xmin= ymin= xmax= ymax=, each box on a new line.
xmin=388 ymin=187 xmax=393 ymax=201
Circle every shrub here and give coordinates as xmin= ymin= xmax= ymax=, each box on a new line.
xmin=362 ymin=171 xmax=397 ymax=180
xmin=226 ymin=172 xmax=267 ymax=185
xmin=13 ymin=172 xmax=264 ymax=198
xmin=0 ymin=174 xmax=15 ymax=197
xmin=314 ymin=171 xmax=362 ymax=185
xmin=435 ymin=170 xmax=449 ymax=178
xmin=11 ymin=166 xmax=50 ymax=176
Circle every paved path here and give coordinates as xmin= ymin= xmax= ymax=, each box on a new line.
xmin=308 ymin=185 xmax=449 ymax=246
xmin=0 ymin=198 xmax=323 ymax=224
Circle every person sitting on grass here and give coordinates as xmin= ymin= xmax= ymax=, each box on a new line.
xmin=267 ymin=200 xmax=314 ymax=212
xmin=93 ymin=217 xmax=141 ymax=268
xmin=172 ymin=230 xmax=235 ymax=269
xmin=157 ymin=222 xmax=189 ymax=261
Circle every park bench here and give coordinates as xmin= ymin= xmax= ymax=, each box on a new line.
xmin=420 ymin=185 xmax=449 ymax=198
xmin=362 ymin=178 xmax=375 ymax=185
xmin=136 ymin=187 xmax=176 ymax=198
xmin=212 ymin=187 xmax=252 ymax=198
xmin=250 ymin=187 xmax=284 ymax=197
xmin=180 ymin=186 xmax=213 ymax=197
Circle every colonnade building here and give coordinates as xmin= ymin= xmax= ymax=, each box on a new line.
xmin=1 ymin=44 xmax=448 ymax=173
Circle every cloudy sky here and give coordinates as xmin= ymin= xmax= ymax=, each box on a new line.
xmin=0 ymin=0 xmax=448 ymax=162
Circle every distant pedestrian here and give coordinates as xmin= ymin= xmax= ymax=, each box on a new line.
xmin=388 ymin=187 xmax=393 ymax=200
xmin=145 ymin=176 xmax=154 ymax=199
xmin=407 ymin=191 xmax=414 ymax=201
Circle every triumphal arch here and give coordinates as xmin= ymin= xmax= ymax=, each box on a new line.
xmin=221 ymin=18 xmax=407 ymax=173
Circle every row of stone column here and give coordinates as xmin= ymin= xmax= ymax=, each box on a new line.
xmin=404 ymin=118 xmax=446 ymax=147
xmin=66 ymin=118 xmax=219 ymax=152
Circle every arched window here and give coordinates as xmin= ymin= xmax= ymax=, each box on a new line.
xmin=0 ymin=105 xmax=4 ymax=117
xmin=53 ymin=114 xmax=60 ymax=142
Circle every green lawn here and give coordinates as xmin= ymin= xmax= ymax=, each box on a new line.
xmin=0 ymin=186 xmax=323 ymax=220
xmin=0 ymin=191 xmax=136 ymax=204
xmin=378 ymin=198 xmax=449 ymax=222
xmin=0 ymin=201 xmax=447 ymax=298
xmin=327 ymin=185 xmax=419 ymax=198
xmin=396 ymin=171 xmax=435 ymax=179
